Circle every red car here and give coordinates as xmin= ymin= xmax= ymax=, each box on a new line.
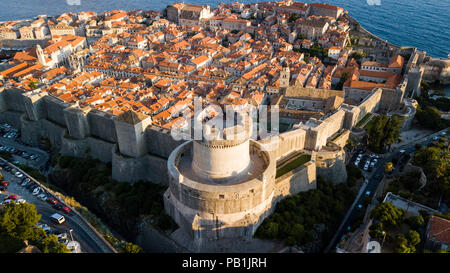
xmin=61 ymin=206 xmax=72 ymax=214
xmin=1 ymin=181 xmax=9 ymax=187
xmin=46 ymin=197 xmax=58 ymax=205
xmin=4 ymin=195 xmax=17 ymax=201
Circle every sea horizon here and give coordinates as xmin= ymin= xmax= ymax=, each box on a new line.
xmin=0 ymin=0 xmax=449 ymax=59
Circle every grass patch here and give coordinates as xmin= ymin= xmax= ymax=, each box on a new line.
xmin=363 ymin=116 xmax=377 ymax=131
xmin=276 ymin=154 xmax=311 ymax=178
xmin=356 ymin=113 xmax=371 ymax=128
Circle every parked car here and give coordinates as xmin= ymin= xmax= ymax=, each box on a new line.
xmin=50 ymin=213 xmax=65 ymax=224
xmin=4 ymin=194 xmax=17 ymax=201
xmin=1 ymin=181 xmax=9 ymax=187
xmin=47 ymin=197 xmax=58 ymax=205
xmin=32 ymin=187 xmax=42 ymax=196
xmin=15 ymin=172 xmax=23 ymax=178
xmin=61 ymin=206 xmax=72 ymax=214
xmin=53 ymin=203 xmax=63 ymax=210
xmin=37 ymin=194 xmax=47 ymax=201
xmin=15 ymin=199 xmax=26 ymax=204
xmin=57 ymin=233 xmax=68 ymax=242
xmin=0 ymin=186 xmax=7 ymax=192
xmin=37 ymin=223 xmax=51 ymax=233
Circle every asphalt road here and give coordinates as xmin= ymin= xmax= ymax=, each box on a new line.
xmin=327 ymin=128 xmax=449 ymax=252
xmin=0 ymin=163 xmax=115 ymax=253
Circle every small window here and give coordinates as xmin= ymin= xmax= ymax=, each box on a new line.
xmin=219 ymin=194 xmax=225 ymax=199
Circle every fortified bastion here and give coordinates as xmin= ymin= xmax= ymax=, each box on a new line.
xmin=164 ymin=110 xmax=279 ymax=251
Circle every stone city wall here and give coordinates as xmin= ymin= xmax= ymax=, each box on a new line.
xmin=43 ymin=96 xmax=70 ymax=126
xmin=60 ymin=136 xmax=89 ymax=158
xmin=0 ymin=88 xmax=6 ymax=112
xmin=87 ymin=110 xmax=117 ymax=143
xmin=274 ymin=160 xmax=317 ymax=200
xmin=2 ymin=88 xmax=27 ymax=112
xmin=0 ymin=110 xmax=24 ymax=129
xmin=64 ymin=107 xmax=91 ymax=140
xmin=112 ymin=150 xmax=169 ymax=185
xmin=40 ymin=119 xmax=67 ymax=148
xmin=355 ymin=88 xmax=382 ymax=123
xmin=20 ymin=116 xmax=41 ymax=145
xmin=0 ymin=38 xmax=50 ymax=49
xmin=86 ymin=136 xmax=115 ymax=163
xmin=315 ymin=147 xmax=347 ymax=184
xmin=145 ymin=125 xmax=185 ymax=159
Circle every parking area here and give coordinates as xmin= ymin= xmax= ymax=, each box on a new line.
xmin=0 ymin=123 xmax=19 ymax=140
xmin=351 ymin=150 xmax=382 ymax=173
xmin=0 ymin=123 xmax=49 ymax=171
xmin=0 ymin=160 xmax=83 ymax=253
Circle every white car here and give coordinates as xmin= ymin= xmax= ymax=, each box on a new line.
xmin=57 ymin=233 xmax=68 ymax=242
xmin=37 ymin=194 xmax=47 ymax=201
xmin=15 ymin=199 xmax=26 ymax=204
xmin=37 ymin=223 xmax=51 ymax=233
xmin=15 ymin=172 xmax=23 ymax=178
xmin=32 ymin=187 xmax=41 ymax=196
xmin=2 ymin=199 xmax=13 ymax=204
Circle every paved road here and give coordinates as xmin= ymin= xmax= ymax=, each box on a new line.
xmin=0 ymin=159 xmax=116 ymax=253
xmin=326 ymin=127 xmax=449 ymax=252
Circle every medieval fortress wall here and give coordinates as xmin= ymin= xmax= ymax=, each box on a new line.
xmin=0 ymin=86 xmax=182 ymax=184
xmin=0 ymin=82 xmax=409 ymax=252
xmin=0 ymin=84 xmax=404 ymax=186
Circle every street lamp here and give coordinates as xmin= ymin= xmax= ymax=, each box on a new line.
xmin=69 ymin=229 xmax=74 ymax=242
xmin=381 ymin=231 xmax=386 ymax=248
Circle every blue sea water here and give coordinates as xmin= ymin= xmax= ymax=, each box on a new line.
xmin=0 ymin=0 xmax=448 ymax=58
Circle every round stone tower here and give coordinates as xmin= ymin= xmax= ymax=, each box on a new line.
xmin=191 ymin=110 xmax=251 ymax=181
xmin=163 ymin=109 xmax=276 ymax=252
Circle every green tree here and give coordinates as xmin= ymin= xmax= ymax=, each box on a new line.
xmin=367 ymin=115 xmax=403 ymax=152
xmin=370 ymin=202 xmax=403 ymax=227
xmin=369 ymin=222 xmax=384 ymax=239
xmin=415 ymin=105 xmax=444 ymax=130
xmin=405 ymin=215 xmax=425 ymax=231
xmin=385 ymin=162 xmax=394 ymax=173
xmin=394 ymin=234 xmax=415 ymax=253
xmin=0 ymin=203 xmax=44 ymax=243
xmin=38 ymin=234 xmax=70 ymax=253
xmin=405 ymin=230 xmax=421 ymax=247
xmin=121 ymin=242 xmax=144 ymax=253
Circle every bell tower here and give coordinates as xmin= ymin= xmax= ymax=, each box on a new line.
xmin=36 ymin=44 xmax=47 ymax=66
xmin=280 ymin=62 xmax=290 ymax=89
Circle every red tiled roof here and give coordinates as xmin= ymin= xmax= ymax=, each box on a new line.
xmin=427 ymin=216 xmax=450 ymax=244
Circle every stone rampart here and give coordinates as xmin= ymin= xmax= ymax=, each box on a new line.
xmin=0 ymin=110 xmax=24 ymax=129
xmin=0 ymin=38 xmax=50 ymax=49
xmin=20 ymin=116 xmax=41 ymax=145
xmin=43 ymin=96 xmax=70 ymax=127
xmin=315 ymin=148 xmax=347 ymax=184
xmin=112 ymin=150 xmax=169 ymax=185
xmin=87 ymin=110 xmax=117 ymax=143
xmin=356 ymin=88 xmax=382 ymax=123
xmin=2 ymin=88 xmax=27 ymax=112
xmin=145 ymin=126 xmax=185 ymax=158
xmin=86 ymin=136 xmax=115 ymax=163
xmin=64 ymin=107 xmax=91 ymax=140
xmin=60 ymin=136 xmax=89 ymax=158
xmin=40 ymin=119 xmax=67 ymax=148
xmin=274 ymin=160 xmax=317 ymax=201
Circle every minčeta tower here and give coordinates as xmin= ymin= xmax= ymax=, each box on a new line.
xmin=163 ymin=110 xmax=276 ymax=252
